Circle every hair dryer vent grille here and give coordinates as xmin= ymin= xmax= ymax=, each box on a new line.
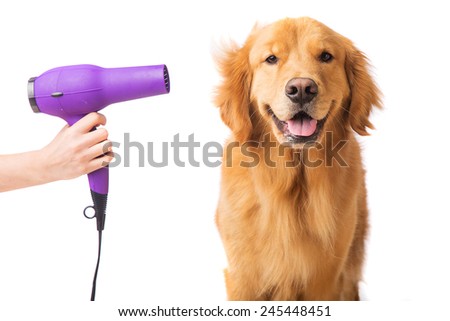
xmin=163 ymin=65 xmax=170 ymax=93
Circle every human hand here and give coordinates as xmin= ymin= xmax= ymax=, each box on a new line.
xmin=37 ymin=112 xmax=114 ymax=182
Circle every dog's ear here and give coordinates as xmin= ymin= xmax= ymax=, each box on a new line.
xmin=214 ymin=41 xmax=253 ymax=142
xmin=345 ymin=43 xmax=382 ymax=136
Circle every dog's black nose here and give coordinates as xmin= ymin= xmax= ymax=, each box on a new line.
xmin=285 ymin=77 xmax=318 ymax=105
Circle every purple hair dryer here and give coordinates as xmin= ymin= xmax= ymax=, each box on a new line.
xmin=28 ymin=64 xmax=170 ymax=232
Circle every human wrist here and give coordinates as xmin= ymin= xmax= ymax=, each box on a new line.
xmin=31 ymin=148 xmax=54 ymax=185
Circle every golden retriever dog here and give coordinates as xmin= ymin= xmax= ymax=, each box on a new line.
xmin=214 ymin=17 xmax=381 ymax=301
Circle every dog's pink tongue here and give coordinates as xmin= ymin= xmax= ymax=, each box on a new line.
xmin=286 ymin=118 xmax=317 ymax=137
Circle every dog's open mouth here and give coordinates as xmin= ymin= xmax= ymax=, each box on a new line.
xmin=269 ymin=109 xmax=325 ymax=144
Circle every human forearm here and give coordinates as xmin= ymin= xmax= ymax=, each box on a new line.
xmin=0 ymin=150 xmax=49 ymax=192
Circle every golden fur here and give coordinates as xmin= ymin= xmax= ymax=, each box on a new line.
xmin=214 ymin=17 xmax=381 ymax=300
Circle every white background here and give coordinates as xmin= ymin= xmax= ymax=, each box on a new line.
xmin=0 ymin=0 xmax=449 ymax=319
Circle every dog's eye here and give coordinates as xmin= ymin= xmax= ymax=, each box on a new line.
xmin=265 ymin=55 xmax=278 ymax=64
xmin=319 ymin=51 xmax=333 ymax=63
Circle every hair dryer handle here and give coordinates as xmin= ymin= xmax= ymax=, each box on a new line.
xmin=88 ymin=166 xmax=109 ymax=195
xmin=73 ymin=116 xmax=109 ymax=231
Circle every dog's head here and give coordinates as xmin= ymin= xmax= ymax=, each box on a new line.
xmin=215 ymin=17 xmax=381 ymax=147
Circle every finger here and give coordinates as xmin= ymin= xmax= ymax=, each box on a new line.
xmin=86 ymin=153 xmax=115 ymax=173
xmin=82 ymin=128 xmax=109 ymax=147
xmin=71 ymin=112 xmax=107 ymax=133
xmin=85 ymin=140 xmax=112 ymax=160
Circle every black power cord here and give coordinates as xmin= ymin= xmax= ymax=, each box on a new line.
xmin=84 ymin=190 xmax=108 ymax=301
xmin=90 ymin=230 xmax=102 ymax=301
